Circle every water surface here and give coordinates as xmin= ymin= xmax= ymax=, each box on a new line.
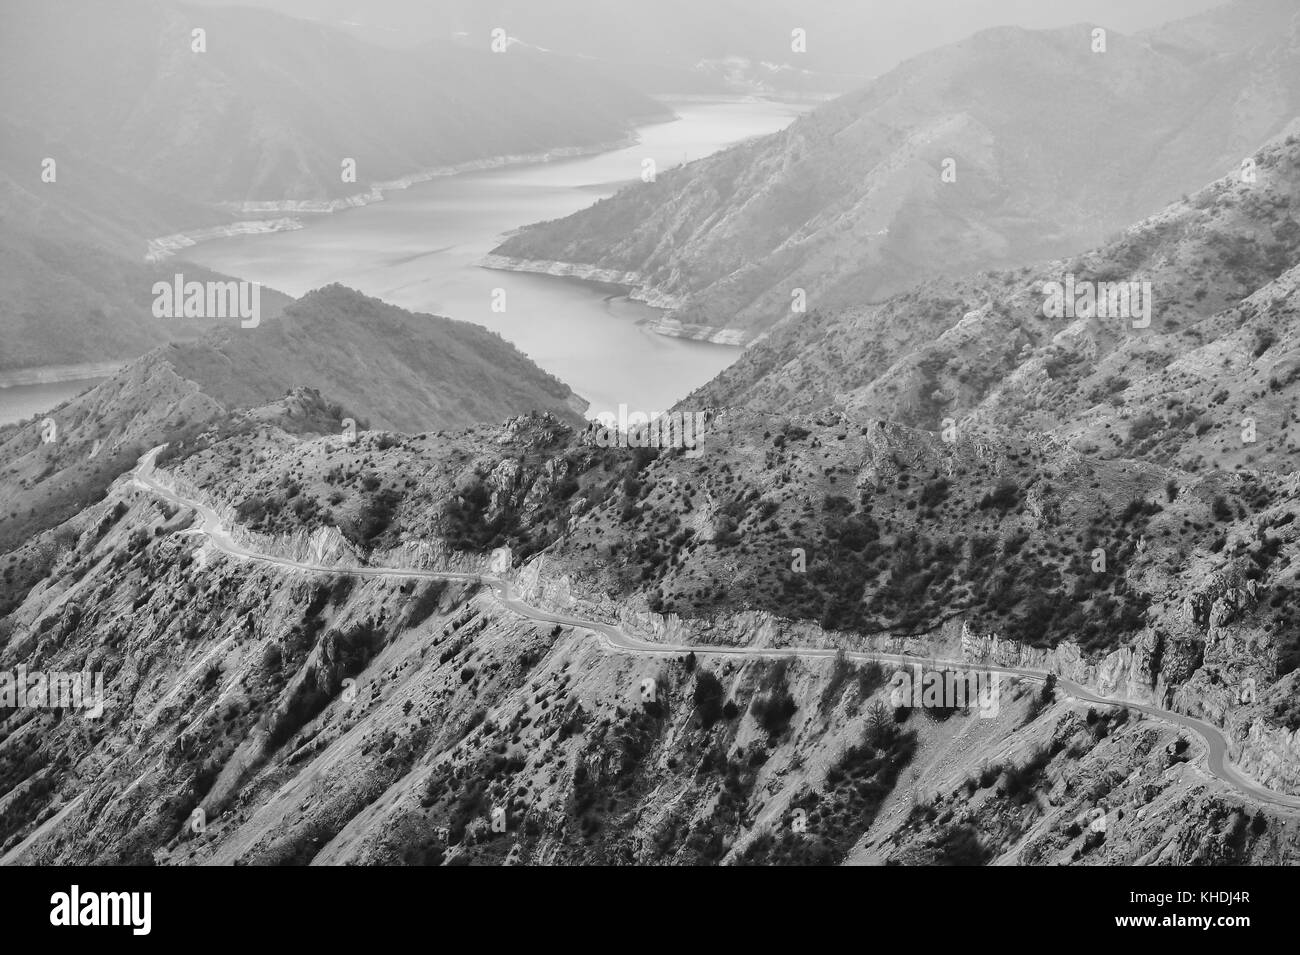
xmin=184 ymin=99 xmax=805 ymax=418
xmin=0 ymin=379 xmax=107 ymax=428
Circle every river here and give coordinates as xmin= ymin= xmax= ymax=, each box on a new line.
xmin=180 ymin=98 xmax=805 ymax=420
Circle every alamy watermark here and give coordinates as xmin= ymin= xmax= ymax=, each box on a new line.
xmin=152 ymin=273 xmax=261 ymax=328
xmin=1 ymin=667 xmax=105 ymax=718
xmin=889 ymin=664 xmax=1000 ymax=718
xmin=1041 ymin=274 xmax=1152 ymax=329
xmin=50 ymin=886 xmax=150 ymax=935
xmin=591 ymin=404 xmax=707 ymax=457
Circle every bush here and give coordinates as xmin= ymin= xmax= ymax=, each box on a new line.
xmin=693 ymin=670 xmax=725 ymax=728
xmin=751 ymin=688 xmax=798 ymax=737
xmin=978 ymin=482 xmax=1019 ymax=510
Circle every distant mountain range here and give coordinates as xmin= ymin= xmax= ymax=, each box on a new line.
xmin=6 ymin=0 xmax=1300 ymax=865
xmin=492 ymin=0 xmax=1300 ymax=344
xmin=0 ymin=0 xmax=668 ymax=376
xmin=171 ymin=0 xmax=1227 ymax=95
xmin=1 ymin=0 xmax=667 ymax=209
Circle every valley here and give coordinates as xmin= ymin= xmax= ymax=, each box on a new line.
xmin=181 ymin=98 xmax=807 ymax=419
xmin=2 ymin=0 xmax=1299 ymax=875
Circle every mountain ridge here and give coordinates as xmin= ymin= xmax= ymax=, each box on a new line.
xmin=492 ymin=0 xmax=1300 ymax=344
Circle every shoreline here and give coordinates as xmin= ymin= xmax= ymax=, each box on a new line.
xmin=479 ymin=254 xmax=752 ymax=346
xmin=0 ymin=361 xmax=124 ymax=389
xmin=144 ymin=133 xmax=647 ymax=263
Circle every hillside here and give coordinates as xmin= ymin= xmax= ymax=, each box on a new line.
xmin=4 ymin=140 xmax=1298 ymax=856
xmin=1 ymin=403 xmax=1296 ymax=865
xmin=0 ymin=227 xmax=294 ymax=374
xmin=688 ymin=126 xmax=1300 ymax=480
xmin=6 ymin=0 xmax=1300 ymax=870
xmin=0 ymin=0 xmax=668 ymax=376
xmin=173 ymin=0 xmax=1225 ymax=95
xmin=492 ymin=0 xmax=1300 ymax=344
xmin=163 ymin=285 xmax=588 ymax=434
xmin=0 ymin=117 xmax=294 ymax=373
xmin=0 ymin=0 xmax=666 ymax=212
xmin=0 ymin=285 xmax=585 ymax=615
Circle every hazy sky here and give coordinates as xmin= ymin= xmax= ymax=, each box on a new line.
xmin=173 ymin=0 xmax=1231 ymax=75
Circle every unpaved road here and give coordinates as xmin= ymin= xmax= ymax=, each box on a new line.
xmin=131 ymin=448 xmax=1300 ymax=810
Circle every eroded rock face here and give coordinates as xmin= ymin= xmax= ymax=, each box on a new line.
xmin=1186 ymin=568 xmax=1260 ymax=632
xmin=5 ymin=309 xmax=1300 ymax=868
xmin=4 ymin=443 xmax=1300 ymax=869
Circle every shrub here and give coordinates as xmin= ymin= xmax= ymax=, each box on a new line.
xmin=693 ymin=670 xmax=725 ymax=728
xmin=751 ymin=688 xmax=798 ymax=737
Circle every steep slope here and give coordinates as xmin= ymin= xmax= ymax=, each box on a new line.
xmin=0 ymin=285 xmax=584 ymax=615
xmin=2 ymin=406 xmax=1297 ymax=866
xmin=689 ymin=126 xmax=1300 ymax=478
xmin=492 ymin=0 xmax=1300 ymax=343
xmin=0 ymin=119 xmax=293 ymax=374
xmin=162 ymin=285 xmax=587 ymax=434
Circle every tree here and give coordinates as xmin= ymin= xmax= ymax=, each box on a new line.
xmin=1040 ymin=673 xmax=1057 ymax=705
xmin=866 ymin=700 xmax=894 ymax=748
xmin=693 ymin=670 xmax=725 ymax=727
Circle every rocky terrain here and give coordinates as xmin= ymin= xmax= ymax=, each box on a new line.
xmin=1 ymin=399 xmax=1296 ymax=865
xmin=4 ymin=212 xmax=1299 ymax=868
xmin=0 ymin=285 xmax=584 ymax=625
xmin=4 ymin=141 xmax=1300 ymax=862
xmin=690 ymin=126 xmax=1300 ymax=476
xmin=3 ymin=0 xmax=1299 ymax=869
xmin=493 ymin=0 xmax=1300 ymax=343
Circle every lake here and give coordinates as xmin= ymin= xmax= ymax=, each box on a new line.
xmin=181 ymin=98 xmax=805 ymax=420
xmin=0 ymin=378 xmax=108 ymax=428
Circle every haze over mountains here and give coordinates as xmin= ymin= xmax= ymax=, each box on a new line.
xmin=493 ymin=0 xmax=1300 ymax=344
xmin=2 ymin=0 xmax=665 ymax=209
xmin=0 ymin=0 xmax=666 ymax=376
xmin=172 ymin=0 xmax=1224 ymax=94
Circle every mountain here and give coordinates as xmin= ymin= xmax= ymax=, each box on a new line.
xmin=7 ymin=0 xmax=1300 ymax=870
xmin=0 ymin=0 xmax=666 ymax=376
xmin=2 ymin=403 xmax=1296 ymax=865
xmin=0 ymin=0 xmax=667 ymax=211
xmin=0 ymin=285 xmax=585 ymax=614
xmin=170 ymin=0 xmax=1226 ymax=94
xmin=0 ymin=115 xmax=294 ymax=373
xmin=688 ymin=125 xmax=1300 ymax=479
xmin=161 ymin=285 xmax=587 ymax=434
xmin=490 ymin=0 xmax=1300 ymax=344
xmin=4 ymin=130 xmax=1300 ymax=863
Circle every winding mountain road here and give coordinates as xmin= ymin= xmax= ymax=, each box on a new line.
xmin=131 ymin=449 xmax=1300 ymax=810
